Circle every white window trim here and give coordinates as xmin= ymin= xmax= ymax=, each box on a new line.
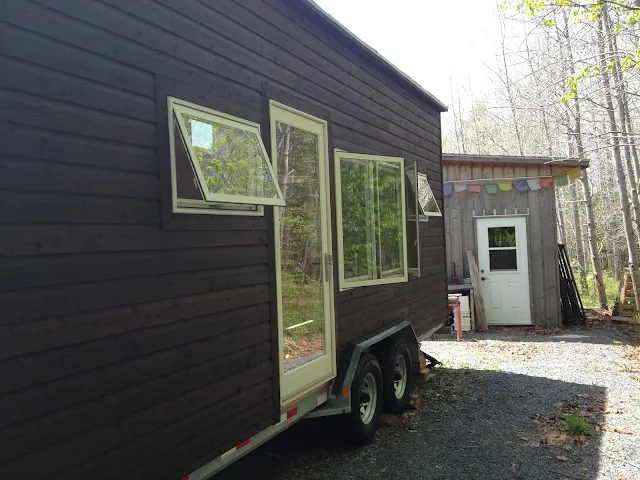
xmin=406 ymin=162 xmax=422 ymax=277
xmin=168 ymin=97 xmax=284 ymax=216
xmin=334 ymin=151 xmax=409 ymax=290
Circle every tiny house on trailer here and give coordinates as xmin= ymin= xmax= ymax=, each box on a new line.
xmin=442 ymin=154 xmax=589 ymax=328
xmin=0 ymin=1 xmax=448 ymax=479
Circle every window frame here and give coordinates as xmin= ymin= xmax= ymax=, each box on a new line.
xmin=406 ymin=162 xmax=422 ymax=277
xmin=487 ymin=226 xmax=519 ymax=272
xmin=334 ymin=151 xmax=409 ymax=290
xmin=168 ymin=96 xmax=284 ymax=216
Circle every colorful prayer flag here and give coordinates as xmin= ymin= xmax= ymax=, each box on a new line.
xmin=497 ymin=182 xmax=513 ymax=192
xmin=554 ymin=174 xmax=569 ymax=187
xmin=454 ymin=184 xmax=467 ymax=193
xmin=467 ymin=184 xmax=482 ymax=193
xmin=567 ymin=167 xmax=582 ymax=182
xmin=513 ymin=179 xmax=529 ymax=192
xmin=526 ymin=178 xmax=542 ymax=190
xmin=485 ymin=184 xmax=497 ymax=194
xmin=443 ymin=183 xmax=453 ymax=196
xmin=539 ymin=177 xmax=553 ymax=189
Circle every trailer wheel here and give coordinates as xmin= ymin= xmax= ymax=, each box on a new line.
xmin=381 ymin=337 xmax=412 ymax=414
xmin=347 ymin=353 xmax=383 ymax=445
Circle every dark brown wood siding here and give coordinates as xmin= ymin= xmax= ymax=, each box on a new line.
xmin=0 ymin=1 xmax=445 ymax=479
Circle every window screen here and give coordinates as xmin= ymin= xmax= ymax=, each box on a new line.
xmin=168 ymin=97 xmax=284 ymax=215
xmin=335 ymin=152 xmax=408 ymax=289
xmin=417 ymin=173 xmax=442 ymax=217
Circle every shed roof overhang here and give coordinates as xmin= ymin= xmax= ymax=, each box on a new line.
xmin=442 ymin=154 xmax=589 ymax=169
xmin=301 ymin=0 xmax=448 ymax=113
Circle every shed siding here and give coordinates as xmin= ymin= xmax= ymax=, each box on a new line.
xmin=443 ymin=163 xmax=561 ymax=327
xmin=0 ymin=1 xmax=445 ymax=479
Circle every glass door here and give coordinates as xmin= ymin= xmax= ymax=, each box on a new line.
xmin=269 ymin=101 xmax=336 ymax=404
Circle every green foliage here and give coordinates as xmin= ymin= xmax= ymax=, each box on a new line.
xmin=488 ymin=227 xmax=516 ymax=247
xmin=507 ymin=0 xmax=640 ymax=104
xmin=183 ymin=114 xmax=279 ymax=199
xmin=576 ymin=271 xmax=619 ymax=309
xmin=564 ymin=411 xmax=592 ymax=436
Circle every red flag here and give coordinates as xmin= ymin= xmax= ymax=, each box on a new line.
xmin=539 ymin=177 xmax=553 ymax=189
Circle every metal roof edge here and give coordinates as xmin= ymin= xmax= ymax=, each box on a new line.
xmin=442 ymin=153 xmax=589 ymax=168
xmin=303 ymin=0 xmax=449 ymax=112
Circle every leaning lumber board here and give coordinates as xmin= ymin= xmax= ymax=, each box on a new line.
xmin=467 ymin=249 xmax=488 ymax=331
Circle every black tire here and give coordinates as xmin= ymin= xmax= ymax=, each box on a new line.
xmin=381 ymin=337 xmax=412 ymax=414
xmin=346 ymin=353 xmax=383 ymax=445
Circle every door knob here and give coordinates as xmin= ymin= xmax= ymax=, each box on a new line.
xmin=481 ymin=277 xmax=487 ymax=281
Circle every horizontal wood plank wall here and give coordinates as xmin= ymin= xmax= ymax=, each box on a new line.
xmin=443 ymin=162 xmax=561 ymax=328
xmin=0 ymin=0 xmax=446 ymax=479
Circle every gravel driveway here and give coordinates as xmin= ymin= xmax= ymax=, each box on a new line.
xmin=218 ymin=318 xmax=640 ymax=480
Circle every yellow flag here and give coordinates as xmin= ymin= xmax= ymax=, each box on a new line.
xmin=567 ymin=167 xmax=582 ymax=182
xmin=497 ymin=182 xmax=512 ymax=192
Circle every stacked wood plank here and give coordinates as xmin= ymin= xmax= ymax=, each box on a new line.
xmin=615 ymin=271 xmax=637 ymax=320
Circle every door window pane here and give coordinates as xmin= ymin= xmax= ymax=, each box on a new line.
xmin=275 ymin=121 xmax=325 ymax=372
xmin=488 ymin=227 xmax=516 ymax=248
xmin=489 ymin=249 xmax=518 ymax=270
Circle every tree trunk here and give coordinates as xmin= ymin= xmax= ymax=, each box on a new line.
xmin=562 ymin=11 xmax=607 ymax=305
xmin=498 ymin=8 xmax=524 ymax=156
xmin=606 ymin=10 xmax=640 ymax=190
xmin=598 ymin=13 xmax=640 ymax=311
xmin=279 ymin=124 xmax=291 ymax=243
xmin=603 ymin=9 xmax=640 ymax=249
xmin=569 ymin=183 xmax=587 ymax=287
xmin=556 ymin=190 xmax=567 ymax=244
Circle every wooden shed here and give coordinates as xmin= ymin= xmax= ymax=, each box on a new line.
xmin=443 ymin=154 xmax=588 ymax=328
xmin=0 ymin=1 xmax=448 ymax=479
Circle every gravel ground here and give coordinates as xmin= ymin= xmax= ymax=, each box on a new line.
xmin=218 ymin=318 xmax=640 ymax=480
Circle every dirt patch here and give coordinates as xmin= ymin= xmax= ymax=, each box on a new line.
xmin=585 ymin=309 xmax=640 ymax=380
xmin=283 ymin=335 xmax=324 ymax=359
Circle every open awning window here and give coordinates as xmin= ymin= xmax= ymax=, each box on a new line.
xmin=406 ymin=169 xmax=441 ymax=220
xmin=169 ymin=97 xmax=284 ymax=215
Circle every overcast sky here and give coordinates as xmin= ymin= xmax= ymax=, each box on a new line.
xmin=314 ymin=0 xmax=505 ymax=125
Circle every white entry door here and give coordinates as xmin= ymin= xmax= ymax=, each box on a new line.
xmin=270 ymin=101 xmax=336 ymax=405
xmin=476 ymin=217 xmax=532 ymax=325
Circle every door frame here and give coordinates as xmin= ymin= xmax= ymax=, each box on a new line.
xmin=269 ymin=100 xmax=337 ymax=405
xmin=475 ymin=215 xmax=533 ymax=325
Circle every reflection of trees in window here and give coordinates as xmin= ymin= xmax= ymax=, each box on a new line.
xmin=338 ymin=156 xmax=406 ymax=286
xmin=488 ymin=227 xmax=516 ymax=247
xmin=376 ymin=163 xmax=404 ymax=276
xmin=341 ymin=159 xmax=375 ymax=281
xmin=276 ymin=122 xmax=322 ymax=286
xmin=417 ymin=174 xmax=439 ymax=214
xmin=181 ymin=113 xmax=280 ymax=199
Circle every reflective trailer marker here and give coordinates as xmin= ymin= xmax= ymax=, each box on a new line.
xmin=236 ymin=439 xmax=250 ymax=450
xmin=286 ymin=407 xmax=298 ymax=419
xmin=220 ymin=439 xmax=250 ymax=460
